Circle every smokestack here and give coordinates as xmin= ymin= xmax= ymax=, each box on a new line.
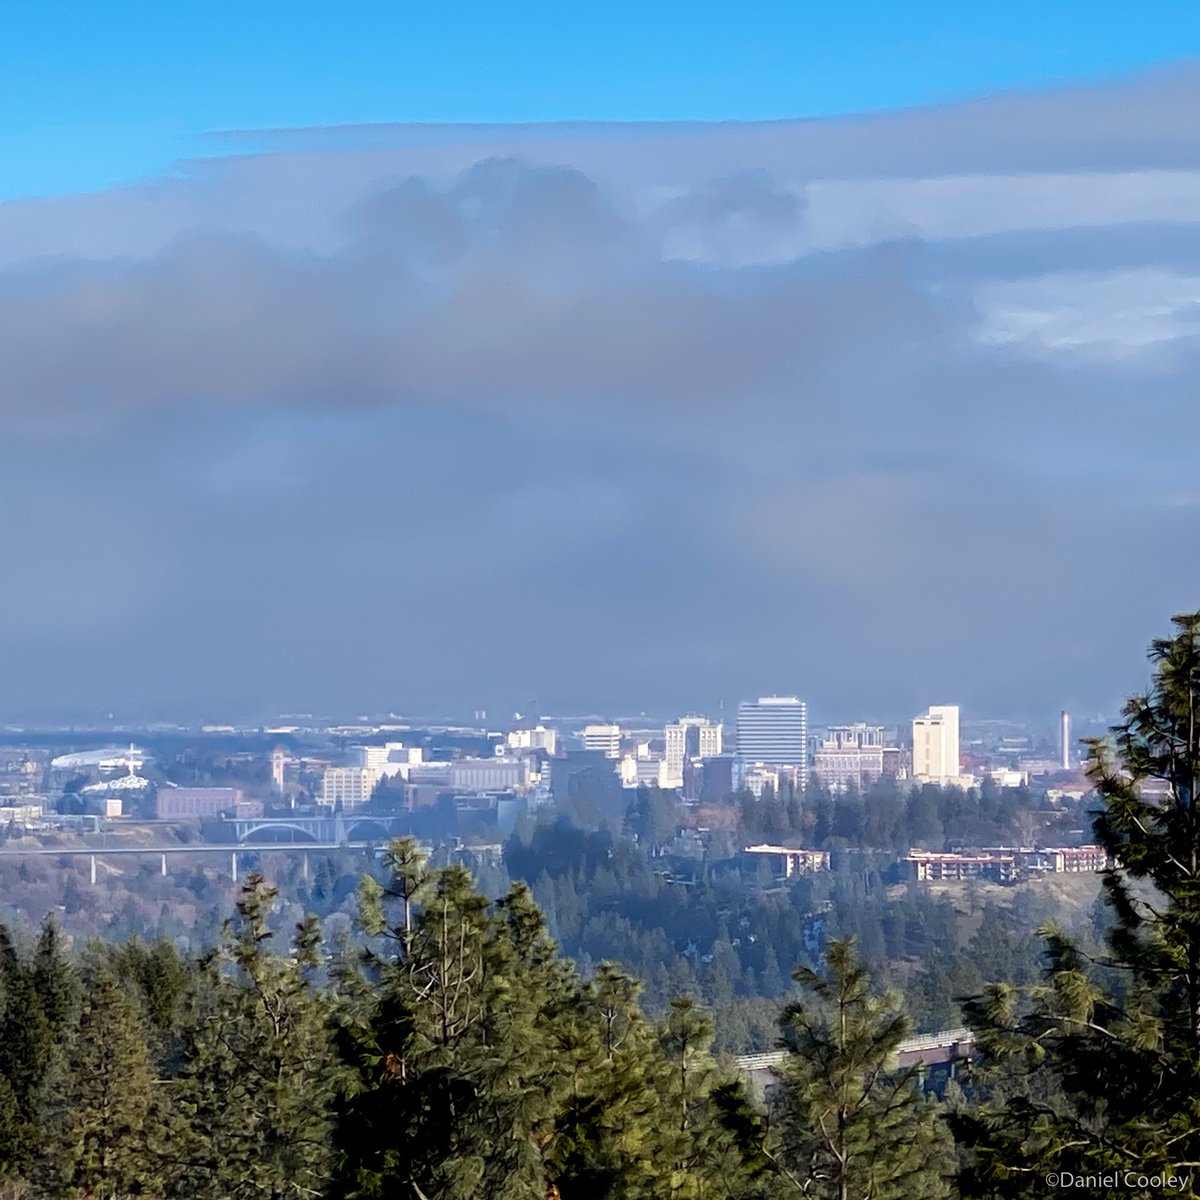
xmin=1060 ymin=710 xmax=1071 ymax=771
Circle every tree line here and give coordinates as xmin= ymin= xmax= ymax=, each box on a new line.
xmin=0 ymin=860 xmax=956 ymax=1199
xmin=734 ymin=773 xmax=1072 ymax=852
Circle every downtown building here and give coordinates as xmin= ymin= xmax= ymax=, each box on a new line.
xmin=319 ymin=767 xmax=378 ymax=810
xmin=736 ymin=696 xmax=809 ymax=790
xmin=155 ymin=786 xmax=261 ymax=820
xmin=912 ymin=705 xmax=971 ymax=785
xmin=663 ymin=716 xmax=723 ymax=789
xmin=507 ymin=725 xmax=558 ymax=756
xmin=580 ymin=724 xmax=622 ymax=758
xmin=812 ymin=723 xmax=886 ymax=792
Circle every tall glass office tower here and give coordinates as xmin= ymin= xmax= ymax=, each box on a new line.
xmin=736 ymin=696 xmax=808 ymax=787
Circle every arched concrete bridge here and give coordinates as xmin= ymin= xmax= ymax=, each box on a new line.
xmin=221 ymin=814 xmax=410 ymax=845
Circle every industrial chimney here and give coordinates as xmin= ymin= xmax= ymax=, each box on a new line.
xmin=1059 ymin=710 xmax=1071 ymax=771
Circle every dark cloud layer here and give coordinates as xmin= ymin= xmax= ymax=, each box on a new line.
xmin=2 ymin=67 xmax=1200 ymax=723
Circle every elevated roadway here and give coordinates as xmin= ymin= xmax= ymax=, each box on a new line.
xmin=736 ymin=1026 xmax=974 ymax=1099
xmin=0 ymin=840 xmax=382 ymax=883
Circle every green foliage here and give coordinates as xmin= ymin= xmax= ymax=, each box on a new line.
xmin=31 ymin=915 xmax=79 ymax=1039
xmin=959 ymin=612 xmax=1200 ymax=1195
xmin=167 ymin=875 xmax=341 ymax=1200
xmin=626 ymin=785 xmax=680 ymax=854
xmin=106 ymin=936 xmax=190 ymax=1035
xmin=655 ymin=995 xmax=776 ymax=1198
xmin=335 ymin=838 xmax=769 ymax=1200
xmin=738 ymin=774 xmax=1044 ymax=853
xmin=770 ymin=938 xmax=955 ymax=1200
xmin=0 ymin=926 xmax=56 ymax=1181
xmin=501 ymin=789 xmax=1063 ymax=1052
xmin=44 ymin=965 xmax=158 ymax=1198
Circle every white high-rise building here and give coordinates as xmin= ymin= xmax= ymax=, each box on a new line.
xmin=507 ymin=725 xmax=558 ymax=755
xmin=912 ymin=706 xmax=961 ymax=782
xmin=581 ymin=724 xmax=621 ymax=758
xmin=663 ymin=716 xmax=723 ymax=788
xmin=736 ymin=697 xmax=808 ymax=787
xmin=699 ymin=723 xmax=722 ymax=759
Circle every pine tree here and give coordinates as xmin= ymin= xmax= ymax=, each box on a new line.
xmin=334 ymin=839 xmax=770 ymax=1200
xmin=547 ymin=961 xmax=665 ymax=1200
xmin=338 ymin=844 xmax=573 ymax=1200
xmin=31 ymin=914 xmax=79 ymax=1040
xmin=107 ymin=937 xmax=190 ymax=1035
xmin=167 ymin=875 xmax=340 ymax=1200
xmin=486 ymin=880 xmax=591 ymax=1192
xmin=44 ymin=967 xmax=158 ymax=1199
xmin=770 ymin=937 xmax=954 ymax=1200
xmin=959 ymin=612 xmax=1200 ymax=1195
xmin=0 ymin=925 xmax=42 ymax=1186
xmin=654 ymin=995 xmax=774 ymax=1199
xmin=334 ymin=843 xmax=515 ymax=1199
xmin=626 ymin=786 xmax=677 ymax=856
xmin=0 ymin=967 xmax=55 ymax=1182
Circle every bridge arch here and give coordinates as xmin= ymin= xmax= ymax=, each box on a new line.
xmin=345 ymin=817 xmax=398 ymax=842
xmin=238 ymin=822 xmax=322 ymax=845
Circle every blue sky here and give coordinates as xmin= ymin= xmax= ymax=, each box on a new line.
xmin=3 ymin=0 xmax=1199 ymax=198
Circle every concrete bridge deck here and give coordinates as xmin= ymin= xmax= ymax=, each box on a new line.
xmin=0 ymin=841 xmax=381 ymax=882
xmin=736 ymin=1026 xmax=974 ymax=1098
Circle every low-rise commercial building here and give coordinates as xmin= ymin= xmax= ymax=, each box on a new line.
xmin=449 ymin=757 xmax=530 ymax=792
xmin=1016 ymin=845 xmax=1109 ymax=873
xmin=155 ymin=787 xmax=260 ymax=820
xmin=907 ymin=845 xmax=1108 ymax=883
xmin=908 ymin=850 xmax=1017 ymax=883
xmin=619 ymin=755 xmax=673 ymax=789
xmin=741 ymin=844 xmax=831 ymax=878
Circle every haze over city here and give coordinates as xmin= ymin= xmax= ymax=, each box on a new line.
xmin=3 ymin=4 xmax=1200 ymax=724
